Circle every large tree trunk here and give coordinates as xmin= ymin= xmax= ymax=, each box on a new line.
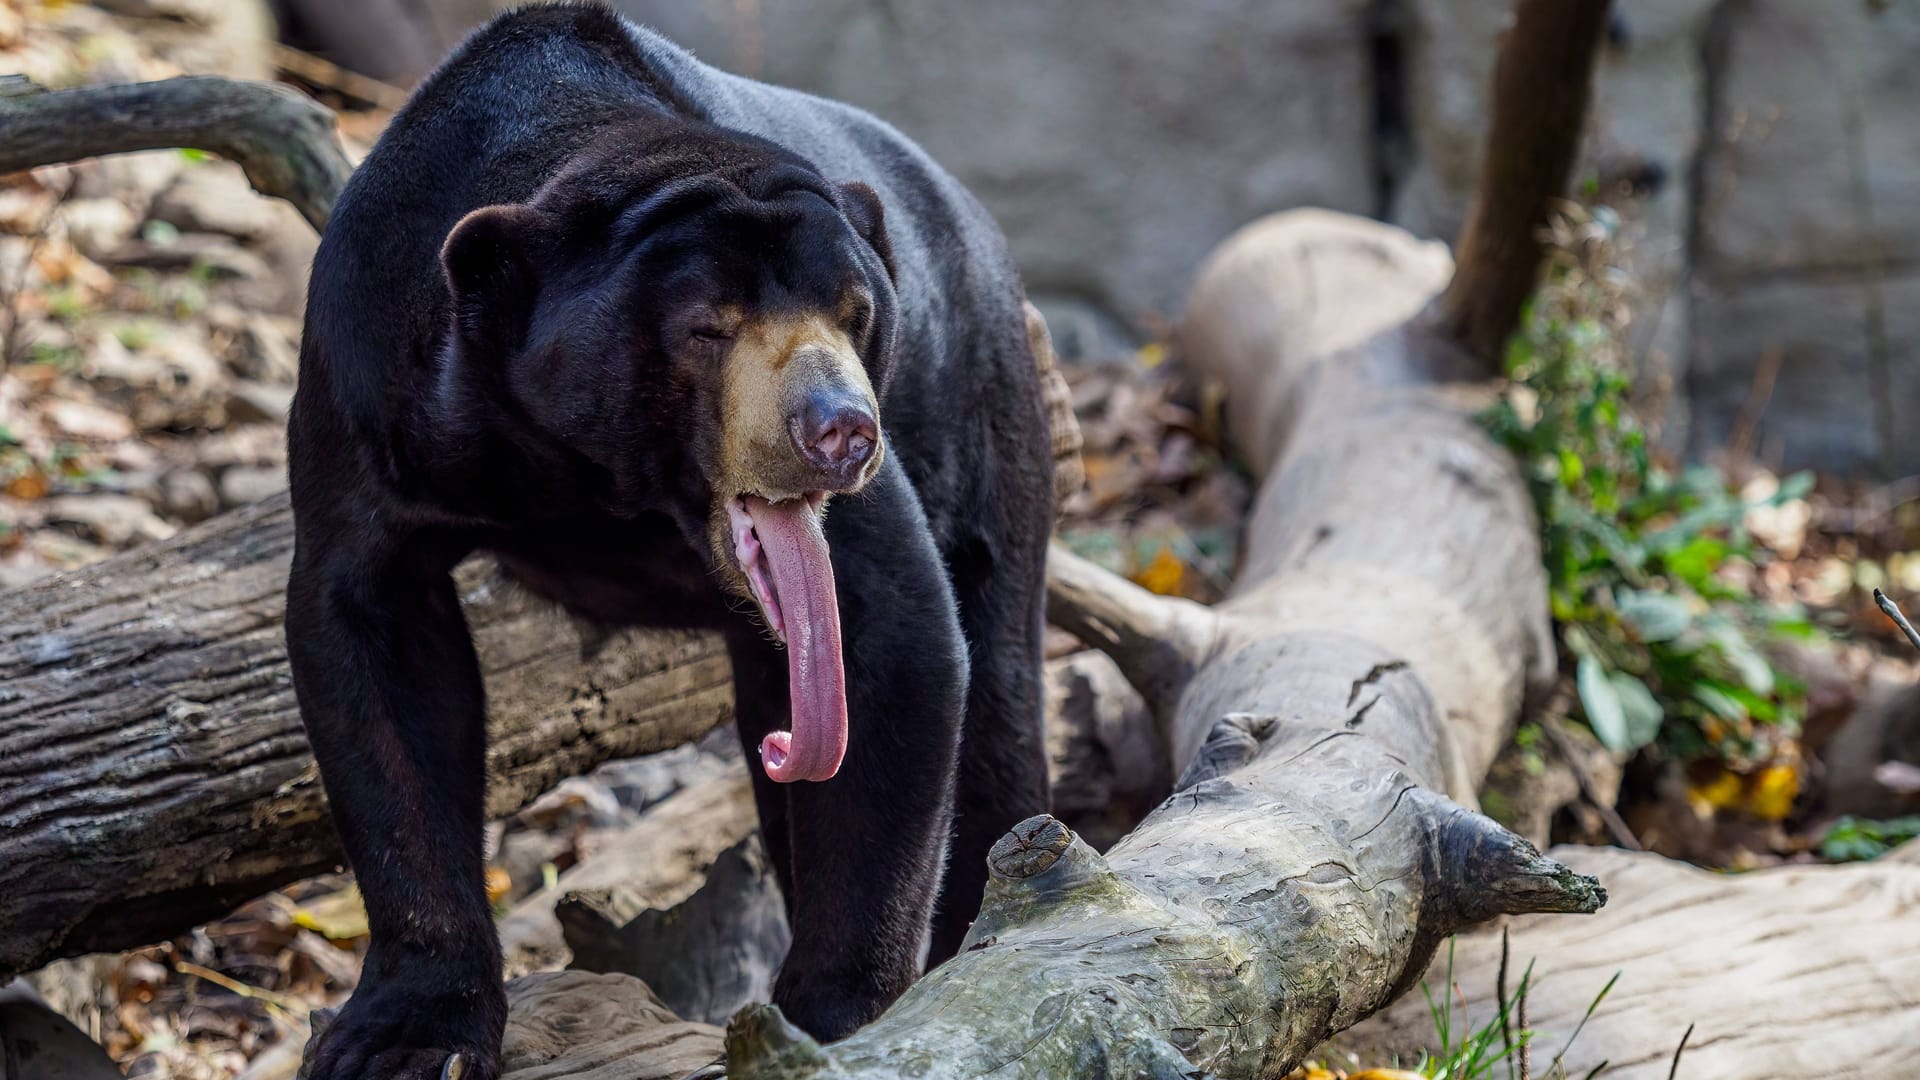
xmin=0 ymin=493 xmax=734 ymax=976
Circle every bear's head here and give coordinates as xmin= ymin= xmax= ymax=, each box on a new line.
xmin=435 ymin=131 xmax=896 ymax=781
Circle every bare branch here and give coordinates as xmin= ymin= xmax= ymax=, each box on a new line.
xmin=0 ymin=76 xmax=353 ymax=232
xmin=1874 ymin=588 xmax=1920 ymax=653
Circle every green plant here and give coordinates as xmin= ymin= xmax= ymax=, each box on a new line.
xmin=1820 ymin=815 xmax=1920 ymax=862
xmin=1419 ymin=941 xmax=1535 ymax=1079
xmin=1411 ymin=937 xmax=1619 ymax=1080
xmin=1481 ymin=207 xmax=1809 ymax=768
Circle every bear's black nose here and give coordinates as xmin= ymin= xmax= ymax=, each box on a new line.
xmin=792 ymin=389 xmax=878 ymax=487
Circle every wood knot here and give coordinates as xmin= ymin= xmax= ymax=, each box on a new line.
xmin=989 ymin=815 xmax=1073 ymax=880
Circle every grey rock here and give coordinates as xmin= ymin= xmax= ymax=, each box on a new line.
xmin=614 ymin=0 xmax=1375 ymax=322
xmin=1027 ymin=294 xmax=1140 ymax=365
xmin=57 ymin=198 xmax=138 ymax=263
xmin=160 ymin=468 xmax=221 ymax=523
xmin=228 ymin=378 xmax=295 ymax=424
xmin=150 ymin=162 xmax=281 ymax=242
xmin=218 ymin=464 xmax=289 ymax=508
xmin=590 ymin=743 xmax=737 ymax=815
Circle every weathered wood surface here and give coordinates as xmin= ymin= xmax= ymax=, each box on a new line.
xmin=0 ymin=493 xmax=734 ymax=975
xmin=503 ymin=971 xmax=726 ymax=1080
xmin=498 ymin=768 xmax=763 ymax=981
xmin=1331 ymin=844 xmax=1920 ymax=1079
xmin=0 ymin=76 xmax=353 ymax=231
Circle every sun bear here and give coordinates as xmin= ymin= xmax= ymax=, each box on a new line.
xmin=284 ymin=4 xmax=1053 ymax=1076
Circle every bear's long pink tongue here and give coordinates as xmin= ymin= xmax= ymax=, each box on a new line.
xmin=745 ymin=495 xmax=847 ymax=783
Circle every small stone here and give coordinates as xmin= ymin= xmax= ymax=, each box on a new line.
xmin=227 ymin=379 xmax=295 ymax=423
xmin=43 ymin=398 xmax=134 ymax=442
xmin=149 ymin=163 xmax=278 ymax=241
xmin=58 ymin=198 xmax=139 ymax=263
xmin=43 ymin=494 xmax=176 ymax=547
xmin=160 ymin=469 xmax=220 ymax=523
xmin=217 ymin=464 xmax=287 ymax=508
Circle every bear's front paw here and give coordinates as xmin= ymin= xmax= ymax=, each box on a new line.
xmin=301 ymin=969 xmax=506 ymax=1080
xmin=771 ymin=969 xmax=894 ymax=1044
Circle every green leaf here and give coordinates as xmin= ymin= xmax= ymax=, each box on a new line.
xmin=1773 ymin=470 xmax=1816 ymax=503
xmin=1610 ymin=671 xmax=1664 ymax=750
xmin=1709 ymin=624 xmax=1775 ymax=696
xmin=1662 ymin=535 xmax=1729 ymax=591
xmin=1578 ymin=655 xmax=1631 ymax=752
xmin=1618 ymin=589 xmax=1692 ymax=642
xmin=1692 ymin=681 xmax=1747 ymax=722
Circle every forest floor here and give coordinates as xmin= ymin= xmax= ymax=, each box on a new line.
xmin=4 ymin=2 xmax=1919 ymax=1077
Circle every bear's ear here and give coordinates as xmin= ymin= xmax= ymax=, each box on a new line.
xmin=838 ymin=181 xmax=895 ymax=283
xmin=441 ymin=204 xmax=550 ymax=348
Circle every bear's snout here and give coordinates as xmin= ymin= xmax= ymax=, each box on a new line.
xmin=791 ymin=388 xmax=878 ymax=489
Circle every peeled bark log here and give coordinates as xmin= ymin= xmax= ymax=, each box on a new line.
xmin=1333 ymin=845 xmax=1920 ymax=1079
xmin=0 ymin=493 xmax=734 ymax=976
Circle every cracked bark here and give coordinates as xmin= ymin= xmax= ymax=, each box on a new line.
xmin=0 ymin=493 xmax=735 ymax=975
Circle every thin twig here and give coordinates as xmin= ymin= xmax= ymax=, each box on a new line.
xmin=1666 ymin=1023 xmax=1694 ymax=1080
xmin=0 ymin=171 xmax=76 ymax=373
xmin=1874 ymin=588 xmax=1920 ymax=653
xmin=175 ymin=960 xmax=310 ymax=1017
xmin=271 ymin=43 xmax=409 ymax=111
xmin=1538 ymin=710 xmax=1643 ymax=850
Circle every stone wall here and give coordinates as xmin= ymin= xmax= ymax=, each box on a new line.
xmin=304 ymin=0 xmax=1920 ymax=477
xmin=610 ymin=0 xmax=1377 ymax=332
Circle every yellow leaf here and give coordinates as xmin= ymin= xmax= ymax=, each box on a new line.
xmin=1743 ymin=762 xmax=1800 ymax=821
xmin=1282 ymin=1066 xmax=1341 ymax=1080
xmin=1130 ymin=545 xmax=1187 ymax=597
xmin=1689 ymin=768 xmax=1742 ymax=811
xmin=485 ymin=866 xmax=512 ymax=906
xmin=1347 ymin=1070 xmax=1424 ymax=1080
xmin=292 ymin=884 xmax=370 ymax=941
xmin=1136 ymin=342 xmax=1167 ymax=369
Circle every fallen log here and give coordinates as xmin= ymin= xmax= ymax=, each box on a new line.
xmin=1330 ymin=844 xmax=1920 ymax=1079
xmin=0 ymin=493 xmax=735 ymax=976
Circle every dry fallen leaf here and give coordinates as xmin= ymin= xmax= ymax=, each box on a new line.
xmin=1131 ymin=544 xmax=1188 ymax=597
xmin=290 ymin=885 xmax=369 ymax=942
xmin=485 ymin=866 xmax=512 ymax=907
xmin=5 ymin=466 xmax=48 ymax=500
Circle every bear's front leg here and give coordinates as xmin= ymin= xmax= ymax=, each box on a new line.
xmin=751 ymin=460 xmax=970 ymax=1042
xmin=285 ymin=538 xmax=506 ymax=1080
